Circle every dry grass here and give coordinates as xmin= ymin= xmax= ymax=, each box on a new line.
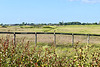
xmin=0 ymin=34 xmax=100 ymax=45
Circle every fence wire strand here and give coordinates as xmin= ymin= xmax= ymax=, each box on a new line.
xmin=0 ymin=33 xmax=100 ymax=46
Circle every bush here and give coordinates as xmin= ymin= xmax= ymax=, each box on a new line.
xmin=0 ymin=36 xmax=100 ymax=67
xmin=1 ymin=25 xmax=7 ymax=28
xmin=43 ymin=26 xmax=53 ymax=28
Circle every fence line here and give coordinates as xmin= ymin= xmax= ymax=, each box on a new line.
xmin=0 ymin=32 xmax=100 ymax=36
xmin=0 ymin=32 xmax=100 ymax=47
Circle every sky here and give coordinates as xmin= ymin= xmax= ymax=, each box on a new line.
xmin=0 ymin=0 xmax=100 ymax=24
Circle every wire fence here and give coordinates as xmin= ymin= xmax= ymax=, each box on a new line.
xmin=0 ymin=32 xmax=100 ymax=47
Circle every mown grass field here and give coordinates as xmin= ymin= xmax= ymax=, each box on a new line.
xmin=1 ymin=25 xmax=100 ymax=34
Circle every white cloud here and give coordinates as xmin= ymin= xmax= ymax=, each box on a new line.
xmin=69 ymin=0 xmax=100 ymax=3
xmin=82 ymin=0 xmax=100 ymax=3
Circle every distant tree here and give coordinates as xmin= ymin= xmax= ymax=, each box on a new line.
xmin=0 ymin=23 xmax=3 ymax=26
xmin=64 ymin=22 xmax=68 ymax=25
xmin=98 ymin=21 xmax=100 ymax=25
xmin=59 ymin=21 xmax=64 ymax=25
xmin=22 ymin=22 xmax=25 ymax=25
xmin=66 ymin=22 xmax=71 ymax=25
xmin=81 ymin=23 xmax=86 ymax=25
xmin=93 ymin=22 xmax=97 ymax=25
xmin=48 ymin=23 xmax=52 ymax=25
xmin=64 ymin=22 xmax=81 ymax=25
xmin=86 ymin=23 xmax=92 ymax=25
xmin=25 ymin=22 xmax=27 ymax=25
xmin=30 ymin=23 xmax=34 ymax=25
xmin=2 ymin=24 xmax=7 ymax=28
xmin=71 ymin=22 xmax=81 ymax=25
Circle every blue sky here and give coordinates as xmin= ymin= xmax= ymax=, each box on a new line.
xmin=0 ymin=0 xmax=100 ymax=24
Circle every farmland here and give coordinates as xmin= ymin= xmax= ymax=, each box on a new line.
xmin=1 ymin=25 xmax=100 ymax=66
xmin=1 ymin=25 xmax=100 ymax=44
xmin=0 ymin=25 xmax=100 ymax=34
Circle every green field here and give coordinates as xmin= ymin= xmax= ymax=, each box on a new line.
xmin=0 ymin=25 xmax=100 ymax=34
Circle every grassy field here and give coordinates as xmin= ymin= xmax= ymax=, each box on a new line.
xmin=0 ymin=25 xmax=100 ymax=45
xmin=0 ymin=25 xmax=100 ymax=34
xmin=54 ymin=25 xmax=100 ymax=34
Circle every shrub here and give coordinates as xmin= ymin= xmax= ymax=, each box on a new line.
xmin=0 ymin=36 xmax=100 ymax=67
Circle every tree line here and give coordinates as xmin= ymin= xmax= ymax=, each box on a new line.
xmin=0 ymin=21 xmax=100 ymax=26
xmin=19 ymin=21 xmax=100 ymax=25
xmin=58 ymin=21 xmax=99 ymax=25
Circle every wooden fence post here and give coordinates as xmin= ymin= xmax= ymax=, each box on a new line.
xmin=54 ymin=30 xmax=56 ymax=47
xmin=72 ymin=33 xmax=74 ymax=46
xmin=14 ymin=32 xmax=16 ymax=46
xmin=87 ymin=34 xmax=90 ymax=45
xmin=35 ymin=32 xmax=37 ymax=46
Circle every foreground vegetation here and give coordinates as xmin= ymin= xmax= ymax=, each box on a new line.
xmin=0 ymin=35 xmax=100 ymax=67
